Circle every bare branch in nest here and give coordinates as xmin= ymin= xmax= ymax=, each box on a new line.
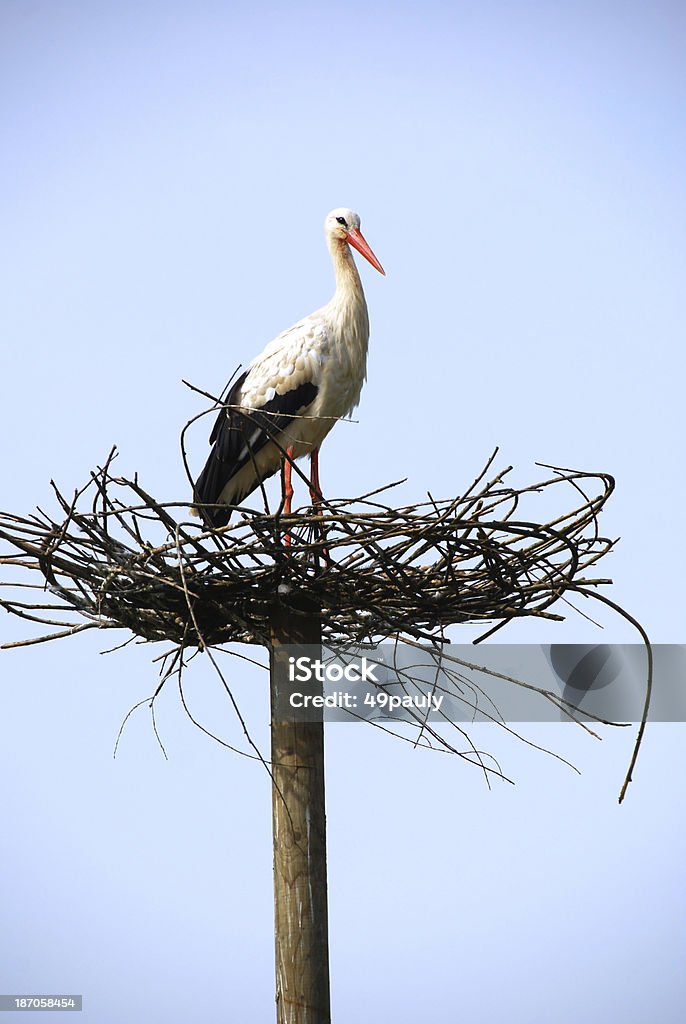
xmin=0 ymin=445 xmax=651 ymax=799
xmin=0 ymin=452 xmax=616 ymax=648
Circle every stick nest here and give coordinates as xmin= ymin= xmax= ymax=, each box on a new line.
xmin=0 ymin=450 xmax=617 ymax=651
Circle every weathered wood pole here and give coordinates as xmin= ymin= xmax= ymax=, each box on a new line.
xmin=270 ymin=595 xmax=331 ymax=1024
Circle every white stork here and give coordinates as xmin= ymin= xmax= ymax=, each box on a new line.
xmin=191 ymin=208 xmax=385 ymax=527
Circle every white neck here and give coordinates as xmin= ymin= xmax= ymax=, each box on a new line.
xmin=324 ymin=236 xmax=370 ymax=383
xmin=328 ymin=236 xmax=365 ymax=306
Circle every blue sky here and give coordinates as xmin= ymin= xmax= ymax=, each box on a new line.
xmin=1 ymin=2 xmax=685 ymax=1021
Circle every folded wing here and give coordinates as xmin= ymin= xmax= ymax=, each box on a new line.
xmin=193 ymin=370 xmax=319 ymax=526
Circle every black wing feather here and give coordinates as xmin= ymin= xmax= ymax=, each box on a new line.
xmin=208 ymin=370 xmax=249 ymax=446
xmin=193 ymin=377 xmax=318 ymax=525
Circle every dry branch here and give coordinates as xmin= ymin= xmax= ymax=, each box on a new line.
xmin=0 ymin=452 xmax=617 ymax=651
xmin=0 ymin=448 xmax=651 ymax=800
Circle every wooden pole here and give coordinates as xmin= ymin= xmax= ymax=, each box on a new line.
xmin=270 ymin=595 xmax=331 ymax=1024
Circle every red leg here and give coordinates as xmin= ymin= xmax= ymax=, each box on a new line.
xmin=282 ymin=447 xmax=295 ymax=548
xmin=283 ymin=446 xmax=295 ymax=516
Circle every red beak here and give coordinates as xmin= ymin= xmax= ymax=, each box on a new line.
xmin=346 ymin=227 xmax=385 ymax=276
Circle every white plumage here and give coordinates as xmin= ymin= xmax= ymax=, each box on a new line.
xmin=192 ymin=208 xmax=384 ymax=526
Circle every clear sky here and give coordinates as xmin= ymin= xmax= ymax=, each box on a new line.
xmin=1 ymin=2 xmax=685 ymax=1021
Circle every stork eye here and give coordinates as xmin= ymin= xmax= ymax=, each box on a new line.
xmin=336 ymin=216 xmax=347 ymax=227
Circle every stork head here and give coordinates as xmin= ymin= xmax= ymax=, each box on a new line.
xmin=325 ymin=208 xmax=385 ymax=275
